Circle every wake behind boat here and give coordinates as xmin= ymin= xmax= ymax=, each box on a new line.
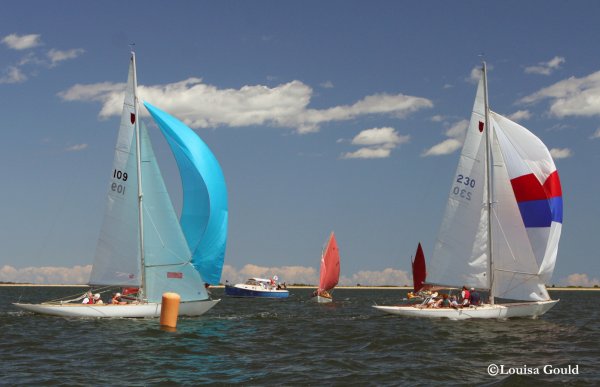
xmin=225 ymin=277 xmax=289 ymax=298
xmin=15 ymin=52 xmax=228 ymax=318
xmin=374 ymin=62 xmax=563 ymax=319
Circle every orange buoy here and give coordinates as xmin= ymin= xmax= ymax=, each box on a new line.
xmin=160 ymin=292 xmax=180 ymax=329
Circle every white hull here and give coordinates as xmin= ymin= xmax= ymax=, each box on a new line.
xmin=13 ymin=299 xmax=220 ymax=318
xmin=373 ymin=300 xmax=558 ymax=320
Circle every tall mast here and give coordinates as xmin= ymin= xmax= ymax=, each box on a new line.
xmin=132 ymin=51 xmax=146 ymax=300
xmin=482 ymin=61 xmax=495 ymax=305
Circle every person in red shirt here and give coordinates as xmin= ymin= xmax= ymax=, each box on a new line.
xmin=461 ymin=286 xmax=471 ymax=307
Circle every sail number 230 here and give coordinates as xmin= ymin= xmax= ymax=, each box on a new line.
xmin=452 ymin=174 xmax=476 ymax=201
xmin=111 ymin=169 xmax=128 ymax=195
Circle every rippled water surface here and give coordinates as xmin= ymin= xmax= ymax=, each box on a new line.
xmin=1 ymin=287 xmax=598 ymax=385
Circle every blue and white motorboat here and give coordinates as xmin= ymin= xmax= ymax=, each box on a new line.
xmin=225 ymin=277 xmax=289 ymax=298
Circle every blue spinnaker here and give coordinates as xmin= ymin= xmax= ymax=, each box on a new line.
xmin=144 ymin=102 xmax=227 ymax=285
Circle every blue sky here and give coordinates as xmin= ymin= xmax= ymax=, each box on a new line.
xmin=1 ymin=1 xmax=599 ymax=286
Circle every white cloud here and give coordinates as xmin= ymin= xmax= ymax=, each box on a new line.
xmin=47 ymin=48 xmax=85 ymax=66
xmin=0 ymin=263 xmax=408 ymax=287
xmin=346 ymin=268 xmax=411 ymax=287
xmin=0 ymin=33 xmax=84 ymax=85
xmin=342 ymin=147 xmax=393 ymax=159
xmin=443 ymin=83 xmax=453 ymax=89
xmin=0 ymin=66 xmax=27 ymax=84
xmin=59 ymin=79 xmax=433 ymax=134
xmin=320 ymin=80 xmax=334 ymax=89
xmin=0 ymin=265 xmax=91 ymax=284
xmin=507 ymin=110 xmax=532 ymax=121
xmin=430 ymin=115 xmax=445 ymax=122
xmin=444 ymin=119 xmax=468 ymax=139
xmin=590 ymin=128 xmax=600 ymax=139
xmin=66 ymin=143 xmax=88 ymax=152
xmin=221 ymin=264 xmax=410 ymax=286
xmin=550 ymin=147 xmax=572 ymax=159
xmin=422 ymin=119 xmax=468 ymax=157
xmin=559 ymin=273 xmax=600 ymax=287
xmin=342 ymin=127 xmax=410 ymax=159
xmin=524 ymin=56 xmax=565 ymax=76
xmin=422 ymin=138 xmax=462 ymax=157
xmin=221 ymin=264 xmax=318 ymax=285
xmin=1 ymin=33 xmax=41 ymax=50
xmin=351 ymin=127 xmax=407 ymax=146
xmin=520 ymin=70 xmax=600 ymax=118
xmin=467 ymin=66 xmax=482 ymax=83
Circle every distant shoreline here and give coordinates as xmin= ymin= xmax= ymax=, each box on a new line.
xmin=1 ymin=284 xmax=598 ymax=291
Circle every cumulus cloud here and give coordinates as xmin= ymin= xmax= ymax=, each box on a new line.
xmin=342 ymin=127 xmax=410 ymax=159
xmin=346 ymin=268 xmax=411 ymax=287
xmin=559 ymin=273 xmax=600 ymax=287
xmin=507 ymin=110 xmax=532 ymax=121
xmin=221 ymin=264 xmax=410 ymax=286
xmin=221 ymin=264 xmax=318 ymax=285
xmin=320 ymin=80 xmax=334 ymax=89
xmin=59 ymin=79 xmax=433 ymax=134
xmin=467 ymin=66 xmax=482 ymax=83
xmin=0 ymin=33 xmax=84 ymax=85
xmin=0 ymin=265 xmax=91 ymax=284
xmin=1 ymin=33 xmax=41 ymax=50
xmin=422 ymin=138 xmax=462 ymax=157
xmin=342 ymin=147 xmax=394 ymax=159
xmin=590 ymin=128 xmax=600 ymax=139
xmin=65 ymin=143 xmax=88 ymax=152
xmin=519 ymin=70 xmax=600 ymax=118
xmin=550 ymin=147 xmax=572 ymax=159
xmin=47 ymin=48 xmax=85 ymax=67
xmin=0 ymin=66 xmax=27 ymax=84
xmin=422 ymin=119 xmax=468 ymax=157
xmin=524 ymin=56 xmax=565 ymax=76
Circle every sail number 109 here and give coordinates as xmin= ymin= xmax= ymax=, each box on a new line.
xmin=452 ymin=174 xmax=476 ymax=201
xmin=111 ymin=169 xmax=128 ymax=195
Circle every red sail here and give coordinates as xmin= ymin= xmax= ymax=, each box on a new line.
xmin=412 ymin=242 xmax=427 ymax=292
xmin=319 ymin=232 xmax=340 ymax=292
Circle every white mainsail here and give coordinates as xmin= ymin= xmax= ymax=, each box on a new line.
xmin=427 ymin=77 xmax=489 ymax=290
xmin=89 ymin=57 xmax=141 ymax=287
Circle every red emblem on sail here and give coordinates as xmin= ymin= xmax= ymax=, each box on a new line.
xmin=167 ymin=272 xmax=183 ymax=279
xmin=130 ymin=113 xmax=136 ymax=124
xmin=478 ymin=121 xmax=484 ymax=132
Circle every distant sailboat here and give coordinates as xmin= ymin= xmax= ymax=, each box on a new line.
xmin=411 ymin=242 xmax=426 ymax=293
xmin=311 ymin=232 xmax=340 ymax=303
xmin=15 ymin=52 xmax=227 ymax=318
xmin=406 ymin=242 xmax=428 ymax=302
xmin=374 ymin=62 xmax=563 ymax=319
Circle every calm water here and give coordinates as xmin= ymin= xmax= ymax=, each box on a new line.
xmin=1 ymin=287 xmax=598 ymax=386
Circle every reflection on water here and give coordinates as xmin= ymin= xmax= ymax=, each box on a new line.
xmin=0 ymin=286 xmax=597 ymax=385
